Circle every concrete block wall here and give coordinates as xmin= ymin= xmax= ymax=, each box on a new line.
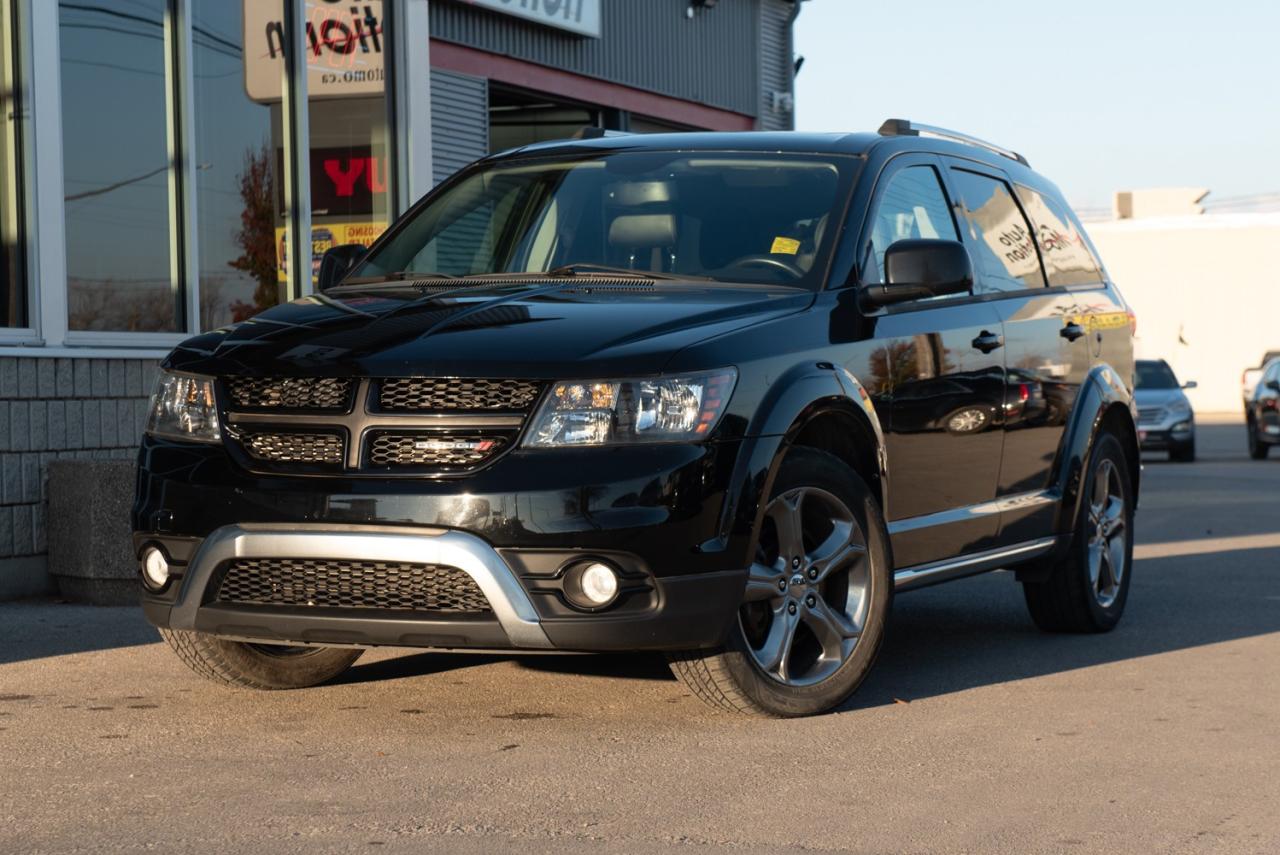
xmin=0 ymin=356 xmax=160 ymax=599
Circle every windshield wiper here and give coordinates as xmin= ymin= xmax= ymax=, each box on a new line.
xmin=340 ymin=270 xmax=459 ymax=286
xmin=545 ymin=263 xmax=714 ymax=282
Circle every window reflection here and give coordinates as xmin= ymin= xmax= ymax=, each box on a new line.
xmin=1015 ymin=186 xmax=1103 ymax=287
xmin=948 ymin=169 xmax=1045 ymax=293
xmin=193 ymin=0 xmax=285 ymax=330
xmin=60 ymin=0 xmax=177 ymax=332
xmin=1 ymin=1 xmax=26 ymax=328
xmin=867 ymin=165 xmax=959 ymax=282
xmin=305 ymin=0 xmax=392 ymax=287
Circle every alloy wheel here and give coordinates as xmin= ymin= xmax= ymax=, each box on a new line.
xmin=1087 ymin=458 xmax=1127 ymax=608
xmin=739 ymin=487 xmax=870 ymax=686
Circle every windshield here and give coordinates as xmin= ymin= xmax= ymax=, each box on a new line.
xmin=1136 ymin=360 xmax=1179 ymax=390
xmin=352 ymin=151 xmax=859 ymax=289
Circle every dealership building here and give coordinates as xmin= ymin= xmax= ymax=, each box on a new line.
xmin=0 ymin=0 xmax=806 ymax=598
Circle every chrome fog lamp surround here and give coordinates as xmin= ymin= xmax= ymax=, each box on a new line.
xmin=563 ymin=560 xmax=621 ymax=610
xmin=140 ymin=546 xmax=171 ymax=591
xmin=1171 ymin=420 xmax=1192 ymax=433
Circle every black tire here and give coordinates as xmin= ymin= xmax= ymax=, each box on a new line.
xmin=1169 ymin=440 xmax=1195 ymax=463
xmin=667 ymin=446 xmax=892 ymax=717
xmin=1023 ymin=431 xmax=1134 ymax=633
xmin=160 ymin=628 xmax=362 ymax=690
xmin=1247 ymin=418 xmax=1269 ymax=460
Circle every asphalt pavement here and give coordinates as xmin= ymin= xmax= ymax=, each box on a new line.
xmin=2 ymin=423 xmax=1278 ymax=854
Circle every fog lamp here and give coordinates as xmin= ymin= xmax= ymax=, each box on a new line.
xmin=140 ymin=547 xmax=170 ymax=591
xmin=1171 ymin=421 xmax=1192 ymax=434
xmin=564 ymin=560 xmax=621 ymax=609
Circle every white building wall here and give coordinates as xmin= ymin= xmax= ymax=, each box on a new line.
xmin=1087 ymin=213 xmax=1280 ymax=414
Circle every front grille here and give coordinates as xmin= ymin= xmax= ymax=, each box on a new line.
xmin=227 ymin=377 xmax=353 ymax=411
xmin=243 ymin=432 xmax=344 ymax=465
xmin=379 ymin=378 xmax=542 ymax=412
xmin=367 ymin=433 xmax=508 ymax=469
xmin=1137 ymin=406 xmax=1165 ymax=425
xmin=215 ymin=558 xmax=492 ymax=613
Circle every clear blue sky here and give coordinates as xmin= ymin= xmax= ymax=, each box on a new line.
xmin=793 ymin=0 xmax=1280 ymax=212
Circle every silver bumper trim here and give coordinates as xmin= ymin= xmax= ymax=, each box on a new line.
xmin=168 ymin=524 xmax=553 ymax=649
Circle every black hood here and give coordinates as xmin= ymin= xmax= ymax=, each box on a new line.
xmin=166 ymin=282 xmax=812 ymax=379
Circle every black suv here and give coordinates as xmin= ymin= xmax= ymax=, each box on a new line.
xmin=134 ymin=121 xmax=1139 ymax=716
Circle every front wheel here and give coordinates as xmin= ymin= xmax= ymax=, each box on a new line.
xmin=668 ymin=447 xmax=892 ymax=717
xmin=1022 ymin=431 xmax=1134 ymax=632
xmin=160 ymin=628 xmax=362 ymax=689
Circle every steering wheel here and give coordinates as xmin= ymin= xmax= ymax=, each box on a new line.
xmin=723 ymin=254 xmax=806 ymax=280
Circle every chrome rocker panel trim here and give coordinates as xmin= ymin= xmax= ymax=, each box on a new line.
xmin=893 ymin=537 xmax=1058 ymax=592
xmin=167 ymin=523 xmax=553 ymax=649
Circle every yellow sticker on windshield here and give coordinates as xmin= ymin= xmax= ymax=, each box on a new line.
xmin=771 ymin=237 xmax=801 ymax=255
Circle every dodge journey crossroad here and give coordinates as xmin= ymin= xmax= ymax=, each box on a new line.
xmin=134 ymin=121 xmax=1139 ymax=716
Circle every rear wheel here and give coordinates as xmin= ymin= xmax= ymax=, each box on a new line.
xmin=1247 ymin=417 xmax=1269 ymax=459
xmin=668 ymin=447 xmax=892 ymax=717
xmin=1023 ymin=431 xmax=1134 ymax=632
xmin=160 ymin=628 xmax=362 ymax=689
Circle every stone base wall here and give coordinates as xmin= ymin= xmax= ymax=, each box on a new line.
xmin=0 ymin=356 xmax=159 ymax=600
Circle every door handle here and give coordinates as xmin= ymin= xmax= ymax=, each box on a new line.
xmin=971 ymin=331 xmax=1004 ymax=353
xmin=1060 ymin=322 xmax=1086 ymax=341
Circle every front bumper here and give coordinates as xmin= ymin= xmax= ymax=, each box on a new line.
xmin=1137 ymin=416 xmax=1194 ymax=450
xmin=133 ymin=436 xmax=755 ymax=652
xmin=137 ymin=524 xmax=745 ymax=651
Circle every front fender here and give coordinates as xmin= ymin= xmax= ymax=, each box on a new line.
xmin=1051 ymin=363 xmax=1140 ymax=536
xmin=708 ymin=362 xmax=887 ymax=569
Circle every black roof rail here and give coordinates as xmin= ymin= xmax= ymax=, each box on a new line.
xmin=878 ymin=118 xmax=1030 ymax=167
xmin=571 ymin=127 xmax=632 ymax=140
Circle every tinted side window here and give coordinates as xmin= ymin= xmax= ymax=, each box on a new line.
xmin=949 ymin=169 xmax=1044 ymax=292
xmin=1016 ymin=186 xmax=1104 ymax=286
xmin=865 ymin=165 xmax=959 ymax=283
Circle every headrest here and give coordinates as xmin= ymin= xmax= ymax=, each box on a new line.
xmin=609 ymin=214 xmax=676 ymax=248
xmin=610 ymin=180 xmax=674 ymax=207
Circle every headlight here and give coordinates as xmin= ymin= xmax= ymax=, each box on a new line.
xmin=524 ymin=369 xmax=737 ymax=447
xmin=1166 ymin=399 xmax=1192 ymax=418
xmin=145 ymin=370 xmax=221 ymax=444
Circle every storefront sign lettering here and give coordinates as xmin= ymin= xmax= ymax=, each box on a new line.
xmin=244 ymin=0 xmax=386 ymax=102
xmin=461 ymin=0 xmax=602 ymax=38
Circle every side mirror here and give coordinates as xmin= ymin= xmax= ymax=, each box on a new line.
xmin=1182 ymin=380 xmax=1198 ymax=390
xmin=1267 ymin=380 xmax=1280 ymax=393
xmin=317 ymin=243 xmax=367 ymax=291
xmin=860 ymin=239 xmax=974 ymax=308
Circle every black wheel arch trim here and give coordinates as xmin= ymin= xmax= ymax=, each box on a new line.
xmin=1050 ymin=363 xmax=1140 ymax=540
xmin=707 ymin=362 xmax=888 ymax=572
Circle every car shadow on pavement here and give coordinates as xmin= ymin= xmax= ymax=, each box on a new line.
xmin=338 ymin=540 xmax=1280 ymax=706
xmin=0 ymin=600 xmax=161 ymax=665
xmin=841 ymin=543 xmax=1280 ymax=712
xmin=336 ymin=649 xmax=676 ymax=686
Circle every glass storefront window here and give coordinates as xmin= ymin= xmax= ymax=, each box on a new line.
xmin=60 ymin=0 xmax=178 ymax=332
xmin=305 ymin=0 xmax=391 ymax=285
xmin=193 ymin=0 xmax=285 ymax=330
xmin=1 ymin=0 xmax=27 ymax=328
